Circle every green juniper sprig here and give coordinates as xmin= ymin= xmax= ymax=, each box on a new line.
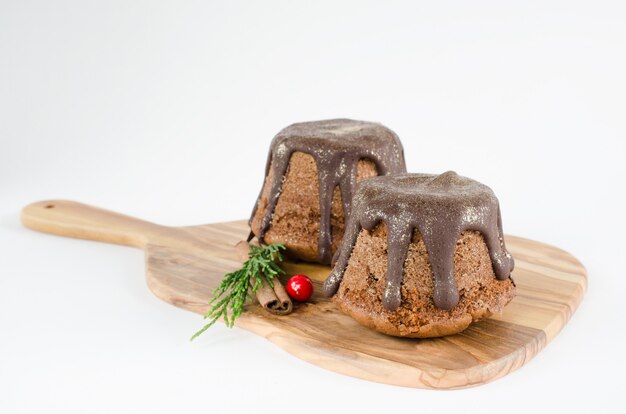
xmin=191 ymin=243 xmax=286 ymax=341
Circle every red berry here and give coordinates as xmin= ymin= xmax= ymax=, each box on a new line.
xmin=286 ymin=274 xmax=314 ymax=302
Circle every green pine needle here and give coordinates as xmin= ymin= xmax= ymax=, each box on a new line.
xmin=190 ymin=243 xmax=286 ymax=341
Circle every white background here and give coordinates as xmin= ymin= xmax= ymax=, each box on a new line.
xmin=1 ymin=1 xmax=625 ymax=413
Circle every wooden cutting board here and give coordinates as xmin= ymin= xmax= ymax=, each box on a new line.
xmin=21 ymin=199 xmax=587 ymax=389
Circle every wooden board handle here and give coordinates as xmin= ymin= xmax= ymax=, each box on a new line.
xmin=21 ymin=200 xmax=164 ymax=248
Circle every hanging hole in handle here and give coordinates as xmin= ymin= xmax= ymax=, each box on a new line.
xmin=45 ymin=204 xmax=55 ymax=209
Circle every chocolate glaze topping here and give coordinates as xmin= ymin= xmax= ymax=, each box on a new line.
xmin=249 ymin=119 xmax=406 ymax=264
xmin=322 ymin=171 xmax=515 ymax=310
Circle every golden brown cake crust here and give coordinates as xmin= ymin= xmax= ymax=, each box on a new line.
xmin=250 ymin=151 xmax=377 ymax=262
xmin=332 ymin=223 xmax=516 ymax=338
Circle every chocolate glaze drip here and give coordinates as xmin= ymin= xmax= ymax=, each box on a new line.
xmin=322 ymin=171 xmax=515 ymax=310
xmin=249 ymin=119 xmax=406 ymax=264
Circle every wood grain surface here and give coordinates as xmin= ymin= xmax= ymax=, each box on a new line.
xmin=21 ymin=199 xmax=587 ymax=389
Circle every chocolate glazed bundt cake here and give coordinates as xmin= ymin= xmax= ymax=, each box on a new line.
xmin=323 ymin=171 xmax=516 ymax=338
xmin=249 ymin=119 xmax=406 ymax=264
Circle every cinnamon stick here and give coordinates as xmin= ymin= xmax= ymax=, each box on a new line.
xmin=234 ymin=240 xmax=293 ymax=316
xmin=255 ymin=275 xmax=293 ymax=315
